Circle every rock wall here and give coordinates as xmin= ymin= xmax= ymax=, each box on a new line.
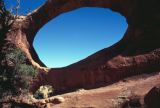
xmin=30 ymin=0 xmax=160 ymax=93
xmin=0 ymin=0 xmax=160 ymax=93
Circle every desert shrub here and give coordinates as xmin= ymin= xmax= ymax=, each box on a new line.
xmin=5 ymin=48 xmax=37 ymax=77
xmin=33 ymin=85 xmax=54 ymax=99
xmin=5 ymin=48 xmax=27 ymax=64
xmin=0 ymin=47 xmax=38 ymax=97
xmin=18 ymin=64 xmax=38 ymax=77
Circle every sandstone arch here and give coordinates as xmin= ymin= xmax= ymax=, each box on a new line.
xmin=1 ymin=0 xmax=160 ymax=93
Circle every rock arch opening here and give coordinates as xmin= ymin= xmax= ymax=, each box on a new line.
xmin=1 ymin=0 xmax=160 ymax=96
xmin=33 ymin=7 xmax=128 ymax=68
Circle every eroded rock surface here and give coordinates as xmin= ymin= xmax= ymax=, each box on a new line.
xmin=29 ymin=0 xmax=160 ymax=93
xmin=144 ymin=84 xmax=160 ymax=108
xmin=0 ymin=0 xmax=160 ymax=102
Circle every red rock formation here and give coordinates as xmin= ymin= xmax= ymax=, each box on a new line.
xmin=144 ymin=84 xmax=160 ymax=108
xmin=33 ymin=0 xmax=160 ymax=93
xmin=1 ymin=0 xmax=160 ymax=93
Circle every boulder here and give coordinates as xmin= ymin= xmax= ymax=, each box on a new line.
xmin=144 ymin=84 xmax=160 ymax=108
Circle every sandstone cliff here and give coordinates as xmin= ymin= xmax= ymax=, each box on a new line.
xmin=30 ymin=0 xmax=160 ymax=93
xmin=0 ymin=0 xmax=160 ymax=107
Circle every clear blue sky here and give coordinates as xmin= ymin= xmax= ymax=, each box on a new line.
xmin=5 ymin=0 xmax=128 ymax=68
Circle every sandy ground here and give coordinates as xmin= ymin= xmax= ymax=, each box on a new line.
xmin=40 ymin=72 xmax=160 ymax=108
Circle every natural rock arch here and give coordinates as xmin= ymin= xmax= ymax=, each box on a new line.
xmin=1 ymin=0 xmax=160 ymax=93
xmin=33 ymin=7 xmax=127 ymax=68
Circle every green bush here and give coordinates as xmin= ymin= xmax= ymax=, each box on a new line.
xmin=33 ymin=85 xmax=54 ymax=99
xmin=5 ymin=48 xmax=38 ymax=77
xmin=6 ymin=48 xmax=27 ymax=64
xmin=18 ymin=64 xmax=38 ymax=77
xmin=0 ymin=47 xmax=38 ymax=96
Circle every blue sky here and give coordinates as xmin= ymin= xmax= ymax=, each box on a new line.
xmin=5 ymin=0 xmax=128 ymax=68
